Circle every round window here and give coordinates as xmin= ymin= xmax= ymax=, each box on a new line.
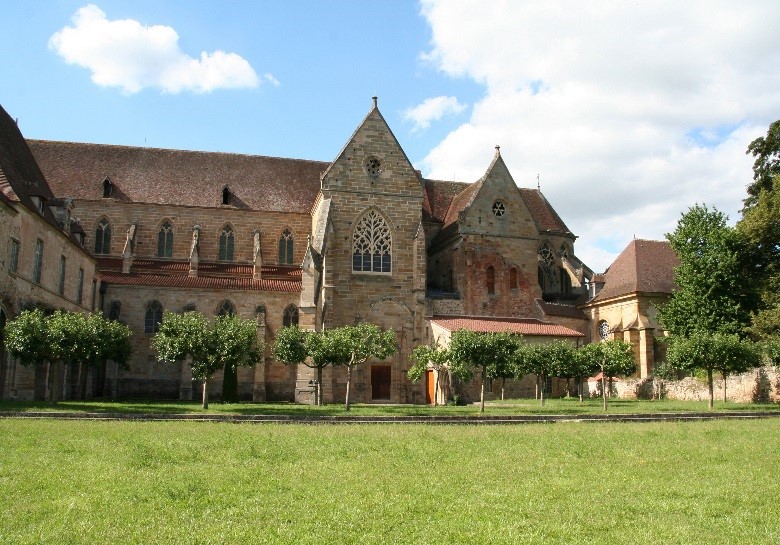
xmin=365 ymin=157 xmax=381 ymax=177
xmin=492 ymin=200 xmax=506 ymax=217
xmin=598 ymin=320 xmax=610 ymax=340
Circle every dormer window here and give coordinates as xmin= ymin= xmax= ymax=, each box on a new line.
xmin=222 ymin=186 xmax=230 ymax=205
xmin=102 ymin=177 xmax=113 ymax=198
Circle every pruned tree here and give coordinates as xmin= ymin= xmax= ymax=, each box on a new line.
xmin=512 ymin=341 xmax=573 ymax=406
xmin=4 ymin=309 xmax=59 ymax=402
xmin=668 ymin=332 xmax=760 ymax=409
xmin=448 ymin=330 xmax=519 ymax=413
xmin=408 ymin=344 xmax=451 ymax=407
xmin=577 ymin=340 xmax=635 ymax=411
xmin=4 ymin=309 xmax=132 ymax=403
xmin=153 ymin=311 xmax=261 ymax=409
xmin=329 ymin=323 xmax=396 ymax=411
xmin=540 ymin=341 xmax=580 ymax=401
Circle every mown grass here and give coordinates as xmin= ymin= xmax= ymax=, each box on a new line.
xmin=0 ymin=419 xmax=778 ymax=544
xmin=0 ymin=397 xmax=778 ymax=416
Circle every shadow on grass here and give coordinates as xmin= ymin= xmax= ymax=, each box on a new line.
xmin=1 ymin=397 xmax=778 ymax=417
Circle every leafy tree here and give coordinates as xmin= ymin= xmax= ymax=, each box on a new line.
xmin=272 ymin=326 xmax=344 ymax=406
xmin=49 ymin=311 xmax=132 ymax=399
xmin=448 ymin=330 xmax=519 ymax=413
xmin=4 ymin=309 xmax=59 ymax=402
xmin=328 ymin=323 xmax=396 ymax=411
xmin=737 ymin=176 xmax=780 ymax=340
xmin=667 ymin=332 xmax=760 ymax=409
xmin=744 ymin=120 xmax=780 ymax=210
xmin=408 ymin=344 xmax=451 ymax=407
xmin=577 ymin=340 xmax=635 ymax=411
xmin=660 ymin=204 xmax=757 ymax=337
xmin=4 ymin=310 xmax=132 ymax=403
xmin=153 ymin=311 xmax=261 ymax=409
xmin=511 ymin=341 xmax=574 ymax=406
xmin=544 ymin=341 xmax=589 ymax=401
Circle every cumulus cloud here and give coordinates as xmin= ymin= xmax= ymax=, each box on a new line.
xmin=49 ymin=4 xmax=262 ymax=94
xmin=403 ymin=95 xmax=467 ymax=131
xmin=419 ymin=0 xmax=780 ymax=272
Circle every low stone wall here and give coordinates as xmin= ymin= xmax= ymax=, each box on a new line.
xmin=595 ymin=366 xmax=780 ymax=403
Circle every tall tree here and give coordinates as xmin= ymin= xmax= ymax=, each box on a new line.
xmin=407 ymin=344 xmax=451 ymax=407
xmin=153 ymin=311 xmax=261 ymax=409
xmin=577 ymin=340 xmax=635 ymax=411
xmin=448 ymin=330 xmax=519 ymax=413
xmin=667 ymin=332 xmax=760 ymax=409
xmin=329 ymin=324 xmax=396 ymax=411
xmin=660 ymin=204 xmax=757 ymax=337
xmin=744 ymin=120 xmax=780 ymax=210
xmin=737 ymin=176 xmax=780 ymax=341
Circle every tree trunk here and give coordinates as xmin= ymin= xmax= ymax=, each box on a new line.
xmin=535 ymin=377 xmax=539 ymax=400
xmin=479 ymin=367 xmax=485 ymax=413
xmin=577 ymin=376 xmax=583 ymax=403
xmin=316 ymin=366 xmax=323 ymax=406
xmin=501 ymin=377 xmax=505 ymax=401
xmin=539 ymin=373 xmax=545 ymax=406
xmin=221 ymin=363 xmax=238 ymax=403
xmin=601 ymin=367 xmax=608 ymax=411
xmin=707 ymin=368 xmax=714 ymax=410
xmin=345 ymin=365 xmax=353 ymax=411
xmin=722 ymin=371 xmax=728 ymax=404
xmin=48 ymin=362 xmax=62 ymax=404
xmin=77 ymin=362 xmax=89 ymax=400
xmin=202 ymin=376 xmax=209 ymax=409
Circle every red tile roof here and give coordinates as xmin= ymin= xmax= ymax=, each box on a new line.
xmin=431 ymin=316 xmax=584 ymax=337
xmin=518 ymin=188 xmax=571 ymax=234
xmin=28 ymin=140 xmax=329 ymax=213
xmin=101 ymin=272 xmax=301 ymax=292
xmin=588 ymin=239 xmax=678 ymax=303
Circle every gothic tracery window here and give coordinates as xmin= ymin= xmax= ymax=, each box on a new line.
xmin=217 ymin=300 xmax=236 ymax=317
xmin=352 ymin=209 xmax=392 ymax=273
xmin=158 ymin=221 xmax=174 ymax=258
xmin=278 ymin=228 xmax=294 ymax=264
xmin=283 ymin=305 xmax=299 ymax=327
xmin=94 ymin=219 xmax=111 ymax=255
xmin=144 ymin=300 xmax=163 ymax=334
xmin=539 ymin=243 xmax=555 ymax=266
xmin=219 ymin=225 xmax=234 ymax=261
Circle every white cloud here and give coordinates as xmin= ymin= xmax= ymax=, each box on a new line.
xmin=49 ymin=4 xmax=261 ymax=94
xmin=264 ymin=73 xmax=281 ymax=87
xmin=419 ymin=0 xmax=780 ymax=272
xmin=403 ymin=96 xmax=467 ymax=131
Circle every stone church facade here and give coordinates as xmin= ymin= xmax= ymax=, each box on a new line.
xmin=3 ymin=98 xmax=646 ymax=404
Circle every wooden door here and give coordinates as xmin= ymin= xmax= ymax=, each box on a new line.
xmin=425 ymin=370 xmax=435 ymax=405
xmin=371 ymin=365 xmax=391 ymax=400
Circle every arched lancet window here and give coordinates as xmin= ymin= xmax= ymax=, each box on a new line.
xmin=560 ymin=268 xmax=572 ymax=293
xmin=283 ymin=305 xmax=299 ymax=327
xmin=144 ymin=300 xmax=163 ymax=334
xmin=217 ymin=300 xmax=236 ymax=317
xmin=598 ymin=320 xmax=610 ymax=341
xmin=157 ymin=221 xmax=174 ymax=258
xmin=94 ymin=219 xmax=111 ymax=255
xmin=486 ymin=266 xmax=495 ymax=295
xmin=219 ymin=225 xmax=234 ymax=261
xmin=352 ymin=209 xmax=392 ymax=273
xmin=509 ymin=268 xmax=518 ymax=290
xmin=278 ymin=228 xmax=294 ymax=265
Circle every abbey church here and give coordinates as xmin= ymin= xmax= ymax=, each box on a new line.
xmin=0 ymin=99 xmax=675 ymax=403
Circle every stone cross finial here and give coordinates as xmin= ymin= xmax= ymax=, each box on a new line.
xmin=189 ymin=225 xmax=200 ymax=277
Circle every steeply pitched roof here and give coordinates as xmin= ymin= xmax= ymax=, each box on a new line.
xmin=431 ymin=316 xmax=584 ymax=337
xmin=588 ymin=239 xmax=678 ymax=303
xmin=518 ymin=188 xmax=571 ymax=234
xmin=0 ymin=105 xmax=55 ymax=211
xmin=28 ymin=140 xmax=329 ymax=213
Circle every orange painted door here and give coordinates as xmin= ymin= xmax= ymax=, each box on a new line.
xmin=425 ymin=370 xmax=435 ymax=405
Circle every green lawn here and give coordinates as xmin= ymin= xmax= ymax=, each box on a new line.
xmin=1 ymin=397 xmax=779 ymax=416
xmin=0 ymin=418 xmax=778 ymax=544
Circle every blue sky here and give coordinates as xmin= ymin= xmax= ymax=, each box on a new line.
xmin=3 ymin=1 xmax=780 ymax=272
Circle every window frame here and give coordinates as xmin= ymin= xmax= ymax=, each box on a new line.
xmin=351 ymin=209 xmax=392 ymax=275
xmin=9 ymin=238 xmax=20 ymax=273
xmin=157 ymin=220 xmax=174 ymax=258
xmin=58 ymin=255 xmax=66 ymax=296
xmin=219 ymin=225 xmax=235 ymax=261
xmin=94 ymin=218 xmax=111 ymax=255
xmin=278 ymin=228 xmax=294 ymax=265
xmin=32 ymin=239 xmax=44 ymax=284
xmin=76 ymin=268 xmax=84 ymax=305
xmin=144 ymin=300 xmax=163 ymax=334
